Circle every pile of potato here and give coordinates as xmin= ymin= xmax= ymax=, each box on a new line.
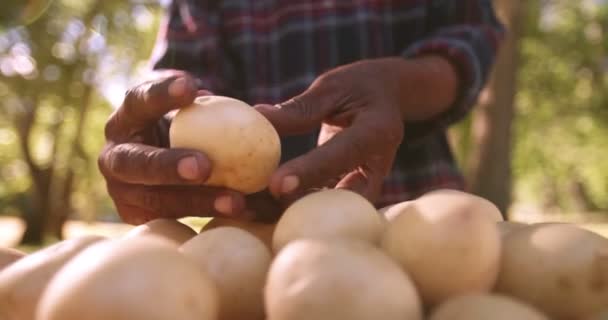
xmin=0 ymin=188 xmax=607 ymax=320
xmin=1 ymin=97 xmax=607 ymax=319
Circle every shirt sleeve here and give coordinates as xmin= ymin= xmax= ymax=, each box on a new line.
xmin=401 ymin=0 xmax=505 ymax=140
xmin=148 ymin=0 xmax=221 ymax=90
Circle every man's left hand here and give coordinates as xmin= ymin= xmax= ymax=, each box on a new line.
xmin=255 ymin=58 xmax=412 ymax=204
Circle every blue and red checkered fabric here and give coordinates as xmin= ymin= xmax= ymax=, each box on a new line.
xmin=151 ymin=0 xmax=504 ymax=207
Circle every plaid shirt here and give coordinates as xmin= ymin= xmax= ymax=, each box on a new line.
xmin=151 ymin=0 xmax=504 ymax=207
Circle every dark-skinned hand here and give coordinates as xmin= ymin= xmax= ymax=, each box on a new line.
xmin=256 ymin=58 xmax=409 ymax=204
xmin=98 ymin=73 xmax=282 ymax=225
xmin=100 ymin=56 xmax=456 ymax=223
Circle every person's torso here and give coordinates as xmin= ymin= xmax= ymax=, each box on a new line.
xmin=173 ymin=0 xmax=429 ymax=103
xmin=160 ymin=0 xmax=465 ymax=205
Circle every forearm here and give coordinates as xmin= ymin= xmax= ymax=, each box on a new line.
xmin=382 ymin=55 xmax=459 ymax=122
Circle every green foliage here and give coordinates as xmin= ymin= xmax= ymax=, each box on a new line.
xmin=0 ymin=0 xmax=163 ymax=225
xmin=513 ymin=0 xmax=608 ymax=211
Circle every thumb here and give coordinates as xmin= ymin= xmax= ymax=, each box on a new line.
xmin=254 ymin=86 xmax=334 ymax=135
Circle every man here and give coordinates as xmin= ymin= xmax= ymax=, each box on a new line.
xmin=98 ymin=0 xmax=504 ymax=224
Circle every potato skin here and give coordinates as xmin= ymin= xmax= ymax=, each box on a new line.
xmin=37 ymin=236 xmax=218 ymax=320
xmin=123 ymin=218 xmax=196 ymax=244
xmin=382 ymin=195 xmax=501 ymax=306
xmin=0 ymin=236 xmax=105 ymax=320
xmin=495 ymin=224 xmax=608 ymax=319
xmin=265 ymin=239 xmax=422 ymax=320
xmin=496 ymin=221 xmax=528 ymax=238
xmin=272 ymin=189 xmax=385 ymax=253
xmin=201 ymin=217 xmax=276 ymax=250
xmin=181 ymin=227 xmax=271 ymax=320
xmin=429 ymin=294 xmax=548 ymax=320
xmin=0 ymin=247 xmax=25 ymax=271
xmin=170 ymin=96 xmax=281 ymax=194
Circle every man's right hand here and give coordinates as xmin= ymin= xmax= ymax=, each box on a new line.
xmin=98 ymin=74 xmax=249 ymax=225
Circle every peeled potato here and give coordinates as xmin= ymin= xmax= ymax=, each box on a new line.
xmin=0 ymin=247 xmax=25 ymax=271
xmin=0 ymin=236 xmax=105 ymax=320
xmin=201 ymin=217 xmax=276 ymax=250
xmin=266 ymin=239 xmax=422 ymax=320
xmin=170 ymin=95 xmax=281 ymax=194
xmin=382 ymin=193 xmax=501 ymax=306
xmin=123 ymin=218 xmax=196 ymax=244
xmin=495 ymin=223 xmax=608 ymax=319
xmin=272 ymin=189 xmax=385 ymax=253
xmin=429 ymin=294 xmax=548 ymax=320
xmin=181 ymin=227 xmax=271 ymax=320
xmin=37 ymin=236 xmax=218 ymax=320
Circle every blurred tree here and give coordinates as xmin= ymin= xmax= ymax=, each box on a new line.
xmin=467 ymin=0 xmax=524 ymax=217
xmin=0 ymin=0 xmax=161 ymax=244
xmin=453 ymin=0 xmax=608 ymax=216
xmin=513 ymin=0 xmax=608 ymax=214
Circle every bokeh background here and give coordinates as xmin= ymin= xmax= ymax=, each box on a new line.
xmin=0 ymin=0 xmax=607 ymax=247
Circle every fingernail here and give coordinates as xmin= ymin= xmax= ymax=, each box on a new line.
xmin=169 ymin=77 xmax=188 ymax=97
xmin=281 ymin=175 xmax=300 ymax=194
xmin=177 ymin=156 xmax=200 ymax=180
xmin=214 ymin=195 xmax=234 ymax=215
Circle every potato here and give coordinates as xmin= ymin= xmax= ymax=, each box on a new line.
xmin=383 ymin=189 xmax=503 ymax=222
xmin=181 ymin=227 xmax=271 ymax=320
xmin=123 ymin=218 xmax=196 ymax=244
xmin=381 ymin=193 xmax=501 ymax=306
xmin=272 ymin=189 xmax=385 ymax=253
xmin=37 ymin=236 xmax=218 ymax=320
xmin=0 ymin=236 xmax=104 ymax=320
xmin=495 ymin=223 xmax=608 ymax=319
xmin=378 ymin=200 xmax=414 ymax=221
xmin=265 ymin=239 xmax=422 ymax=320
xmin=497 ymin=221 xmax=528 ymax=237
xmin=429 ymin=294 xmax=548 ymax=320
xmin=0 ymin=247 xmax=25 ymax=271
xmin=170 ymin=95 xmax=281 ymax=194
xmin=201 ymin=217 xmax=276 ymax=250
